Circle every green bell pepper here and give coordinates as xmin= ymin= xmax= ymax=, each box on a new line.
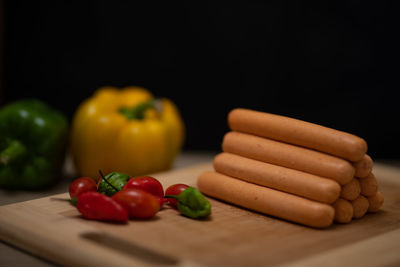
xmin=0 ymin=99 xmax=68 ymax=189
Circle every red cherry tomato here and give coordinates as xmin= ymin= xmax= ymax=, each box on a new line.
xmin=77 ymin=192 xmax=128 ymax=223
xmin=123 ymin=176 xmax=165 ymax=206
xmin=69 ymin=177 xmax=97 ymax=199
xmin=112 ymin=188 xmax=160 ymax=219
xmin=165 ymin=184 xmax=189 ymax=208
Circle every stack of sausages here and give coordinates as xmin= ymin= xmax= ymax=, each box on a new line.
xmin=197 ymin=108 xmax=384 ymax=228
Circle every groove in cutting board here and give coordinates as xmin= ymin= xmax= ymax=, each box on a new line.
xmin=80 ymin=231 xmax=178 ymax=265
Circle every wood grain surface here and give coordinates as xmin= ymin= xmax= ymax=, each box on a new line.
xmin=0 ymin=162 xmax=399 ymax=267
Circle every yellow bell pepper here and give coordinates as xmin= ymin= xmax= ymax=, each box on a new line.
xmin=70 ymin=86 xmax=185 ymax=179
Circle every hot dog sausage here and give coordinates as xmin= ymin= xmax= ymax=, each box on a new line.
xmin=228 ymin=108 xmax=367 ymax=162
xmin=197 ymin=171 xmax=335 ymax=228
xmin=222 ymin=131 xmax=355 ymax=185
xmin=213 ymin=152 xmax=340 ymax=204
xmin=354 ymin=154 xmax=373 ymax=178
xmin=367 ymin=191 xmax=384 ymax=213
xmin=332 ymin=198 xmax=353 ymax=223
xmin=340 ymin=178 xmax=361 ymax=201
xmin=359 ymin=173 xmax=378 ymax=197
xmin=351 ymin=195 xmax=369 ymax=219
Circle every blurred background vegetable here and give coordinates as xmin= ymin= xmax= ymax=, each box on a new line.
xmin=70 ymin=86 xmax=185 ymax=179
xmin=0 ymin=99 xmax=68 ymax=189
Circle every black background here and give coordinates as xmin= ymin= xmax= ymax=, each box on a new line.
xmin=1 ymin=1 xmax=398 ymax=159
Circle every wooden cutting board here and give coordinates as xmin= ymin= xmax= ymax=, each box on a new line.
xmin=0 ymin=162 xmax=400 ymax=267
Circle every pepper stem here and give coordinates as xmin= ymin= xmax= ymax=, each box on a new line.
xmin=118 ymin=100 xmax=157 ymax=120
xmin=164 ymin=195 xmax=179 ymax=199
xmin=0 ymin=140 xmax=27 ymax=165
xmin=98 ymin=170 xmax=119 ymax=192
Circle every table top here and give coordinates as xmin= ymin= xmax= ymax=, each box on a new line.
xmin=1 ymin=152 xmax=399 ymax=267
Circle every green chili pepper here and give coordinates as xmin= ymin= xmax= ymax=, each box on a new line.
xmin=166 ymin=187 xmax=211 ymax=219
xmin=97 ymin=171 xmax=130 ymax=196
